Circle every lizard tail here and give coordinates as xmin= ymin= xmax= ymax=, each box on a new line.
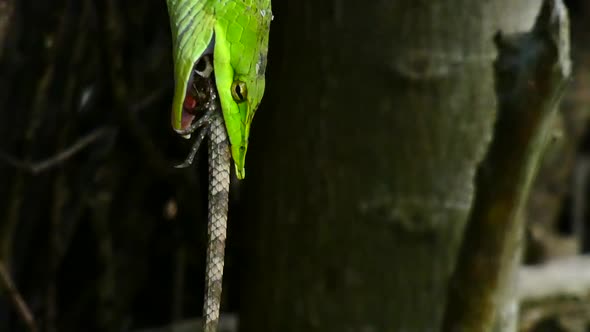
xmin=204 ymin=107 xmax=230 ymax=332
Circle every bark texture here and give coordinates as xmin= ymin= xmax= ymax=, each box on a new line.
xmin=239 ymin=1 xmax=547 ymax=331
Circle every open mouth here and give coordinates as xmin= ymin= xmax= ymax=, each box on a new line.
xmin=175 ymin=54 xmax=215 ymax=135
xmin=180 ymin=94 xmax=198 ymax=131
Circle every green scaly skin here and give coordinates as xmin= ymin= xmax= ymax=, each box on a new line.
xmin=166 ymin=0 xmax=272 ymax=179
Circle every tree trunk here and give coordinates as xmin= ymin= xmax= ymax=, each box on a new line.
xmin=239 ymin=1 xmax=545 ymax=331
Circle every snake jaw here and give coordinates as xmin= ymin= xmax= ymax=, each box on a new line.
xmin=179 ymin=112 xmax=195 ymax=135
xmin=174 ymin=55 xmax=216 ymax=140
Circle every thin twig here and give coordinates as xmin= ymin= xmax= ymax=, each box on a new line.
xmin=0 ymin=261 xmax=38 ymax=332
xmin=30 ymin=127 xmax=114 ymax=174
xmin=0 ymin=127 xmax=114 ymax=175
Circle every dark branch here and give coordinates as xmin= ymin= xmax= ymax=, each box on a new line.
xmin=0 ymin=127 xmax=115 ymax=175
xmin=0 ymin=262 xmax=37 ymax=332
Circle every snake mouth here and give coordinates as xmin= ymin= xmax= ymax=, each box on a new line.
xmin=172 ymin=96 xmax=196 ymax=138
xmin=179 ymin=107 xmax=196 ymax=132
xmin=174 ymin=78 xmax=202 ymax=137
xmin=174 ymin=53 xmax=214 ymax=137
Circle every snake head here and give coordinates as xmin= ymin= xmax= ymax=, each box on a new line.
xmin=211 ymin=7 xmax=271 ymax=180
xmin=168 ymin=1 xmax=271 ymax=180
xmin=213 ymin=47 xmax=267 ymax=179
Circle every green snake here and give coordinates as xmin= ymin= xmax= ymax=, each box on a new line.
xmin=165 ymin=0 xmax=272 ymax=331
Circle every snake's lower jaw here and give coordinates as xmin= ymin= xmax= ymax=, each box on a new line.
xmin=233 ymin=152 xmax=246 ymax=179
xmin=171 ymin=107 xmax=196 ymax=139
xmin=235 ymin=165 xmax=245 ymax=180
xmin=231 ymin=144 xmax=248 ymax=180
xmin=172 ymin=127 xmax=192 ymax=139
xmin=181 ymin=109 xmax=195 ymax=131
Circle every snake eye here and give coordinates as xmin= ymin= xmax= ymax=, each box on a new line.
xmin=231 ymin=81 xmax=247 ymax=103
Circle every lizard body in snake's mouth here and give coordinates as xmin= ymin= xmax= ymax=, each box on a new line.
xmin=180 ymin=54 xmax=215 ymax=132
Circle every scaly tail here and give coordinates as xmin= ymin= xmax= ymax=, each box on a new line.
xmin=204 ymin=107 xmax=230 ymax=332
